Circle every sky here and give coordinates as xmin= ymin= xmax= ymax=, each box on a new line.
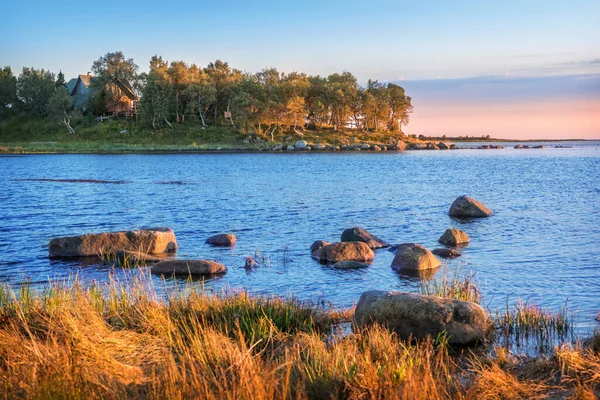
xmin=1 ymin=0 xmax=599 ymax=139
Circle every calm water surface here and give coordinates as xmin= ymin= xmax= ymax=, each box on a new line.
xmin=1 ymin=142 xmax=599 ymax=331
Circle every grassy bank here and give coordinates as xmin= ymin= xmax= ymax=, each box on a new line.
xmin=0 ymin=114 xmax=407 ymax=154
xmin=0 ymin=272 xmax=598 ymax=399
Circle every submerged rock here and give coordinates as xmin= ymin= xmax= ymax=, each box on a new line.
xmin=438 ymin=229 xmax=470 ymax=246
xmin=151 ymin=260 xmax=227 ymax=275
xmin=244 ymin=256 xmax=260 ymax=269
xmin=310 ymin=240 xmax=331 ymax=253
xmin=49 ymin=228 xmax=178 ymax=258
xmin=449 ymin=196 xmax=493 ymax=218
xmin=312 ymin=242 xmax=374 ymax=264
xmin=206 ymin=233 xmax=237 ymax=247
xmin=333 ymin=260 xmax=371 ymax=270
xmin=391 ymin=243 xmax=441 ymax=271
xmin=341 ymin=227 xmax=389 ymax=249
xmin=432 ymin=248 xmax=461 ymax=258
xmin=353 ymin=290 xmax=488 ymax=345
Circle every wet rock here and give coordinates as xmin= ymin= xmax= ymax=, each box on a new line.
xmin=310 ymin=240 xmax=331 ymax=253
xmin=114 ymin=250 xmax=165 ymax=266
xmin=49 ymin=228 xmax=178 ymax=258
xmin=438 ymin=229 xmax=470 ymax=246
xmin=244 ymin=256 xmax=260 ymax=269
xmin=361 ymin=143 xmax=371 ymax=150
xmin=314 ymin=143 xmax=326 ymax=150
xmin=334 ymin=260 xmax=370 ymax=270
xmin=432 ymin=248 xmax=461 ymax=258
xmin=286 ymin=145 xmax=295 ymax=151
xmin=206 ymin=233 xmax=237 ymax=247
xmin=533 ymin=145 xmax=545 ymax=149
xmin=151 ymin=260 xmax=227 ymax=275
xmin=514 ymin=145 xmax=524 ymax=149
xmin=353 ymin=290 xmax=488 ymax=345
xmin=312 ymin=242 xmax=374 ymax=264
xmin=372 ymin=145 xmax=382 ymax=151
xmin=273 ymin=144 xmax=283 ymax=151
xmin=449 ymin=195 xmax=493 ymax=218
xmin=341 ymin=227 xmax=389 ymax=249
xmin=426 ymin=142 xmax=440 ymax=150
xmin=438 ymin=142 xmax=450 ymax=150
xmin=391 ymin=243 xmax=441 ymax=271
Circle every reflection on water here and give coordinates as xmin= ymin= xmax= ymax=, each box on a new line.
xmin=0 ymin=142 xmax=599 ymax=334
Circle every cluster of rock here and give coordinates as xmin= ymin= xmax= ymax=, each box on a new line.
xmin=48 ymin=228 xmax=235 ymax=277
xmin=48 ymin=195 xmax=494 ymax=347
xmin=478 ymin=145 xmax=504 ymax=149
xmin=248 ymin=138 xmax=463 ymax=152
xmin=514 ymin=144 xmax=546 ymax=149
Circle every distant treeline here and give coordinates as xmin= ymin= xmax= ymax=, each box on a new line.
xmin=0 ymin=51 xmax=413 ymax=136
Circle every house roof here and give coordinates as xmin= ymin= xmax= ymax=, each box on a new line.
xmin=78 ymin=74 xmax=93 ymax=87
xmin=66 ymin=78 xmax=77 ymax=95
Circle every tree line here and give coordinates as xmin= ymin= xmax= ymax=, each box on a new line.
xmin=0 ymin=51 xmax=413 ymax=136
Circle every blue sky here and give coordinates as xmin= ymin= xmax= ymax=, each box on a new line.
xmin=1 ymin=0 xmax=599 ymax=138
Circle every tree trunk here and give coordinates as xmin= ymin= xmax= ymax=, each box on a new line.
xmin=152 ymin=116 xmax=157 ymax=129
xmin=62 ymin=112 xmax=75 ymax=134
xmin=164 ymin=117 xmax=173 ymax=128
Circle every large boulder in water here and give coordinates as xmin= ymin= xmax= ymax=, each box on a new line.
xmin=449 ymin=196 xmax=493 ymax=218
xmin=49 ymin=228 xmax=178 ymax=258
xmin=114 ymin=250 xmax=166 ymax=266
xmin=206 ymin=233 xmax=237 ymax=247
xmin=438 ymin=229 xmax=470 ymax=246
xmin=391 ymin=243 xmax=440 ymax=271
xmin=354 ymin=290 xmax=488 ymax=345
xmin=312 ymin=242 xmax=374 ymax=264
xmin=151 ymin=260 xmax=227 ymax=276
xmin=341 ymin=227 xmax=389 ymax=249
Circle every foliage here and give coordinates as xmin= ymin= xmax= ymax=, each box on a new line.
xmin=91 ymin=51 xmax=139 ymax=115
xmin=47 ymin=86 xmax=75 ymax=134
xmin=16 ymin=67 xmax=55 ymax=115
xmin=0 ymin=66 xmax=17 ymax=114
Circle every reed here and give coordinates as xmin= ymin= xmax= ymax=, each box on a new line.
xmin=0 ymin=271 xmax=598 ymax=399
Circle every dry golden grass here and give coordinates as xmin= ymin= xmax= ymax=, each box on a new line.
xmin=0 ymin=273 xmax=598 ymax=399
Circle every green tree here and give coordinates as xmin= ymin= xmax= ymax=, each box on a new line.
xmin=0 ymin=66 xmax=17 ymax=115
xmin=91 ymin=51 xmax=139 ymax=115
xmin=55 ymin=71 xmax=66 ymax=88
xmin=16 ymin=67 xmax=55 ymax=114
xmin=47 ymin=86 xmax=75 ymax=134
xmin=138 ymin=55 xmax=174 ymax=128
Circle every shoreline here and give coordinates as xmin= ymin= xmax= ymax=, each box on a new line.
xmin=0 ymin=139 xmax=593 ymax=155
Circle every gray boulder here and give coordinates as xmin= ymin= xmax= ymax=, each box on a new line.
xmin=391 ymin=243 xmax=441 ymax=271
xmin=438 ymin=229 xmax=470 ymax=246
xmin=312 ymin=242 xmax=374 ymax=264
xmin=286 ymin=145 xmax=295 ymax=151
xmin=49 ymin=228 xmax=178 ymax=258
xmin=341 ymin=227 xmax=389 ymax=249
xmin=353 ymin=290 xmax=488 ymax=345
xmin=151 ymin=260 xmax=227 ymax=276
xmin=449 ymin=196 xmax=493 ymax=218
xmin=206 ymin=233 xmax=237 ymax=247
xmin=295 ymin=140 xmax=308 ymax=150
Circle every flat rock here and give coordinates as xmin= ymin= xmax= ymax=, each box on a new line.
xmin=391 ymin=243 xmax=441 ymax=271
xmin=206 ymin=233 xmax=237 ymax=247
xmin=438 ymin=229 xmax=470 ymax=246
xmin=49 ymin=228 xmax=178 ymax=258
xmin=341 ymin=227 xmax=389 ymax=249
xmin=432 ymin=248 xmax=461 ymax=258
xmin=312 ymin=242 xmax=374 ymax=264
xmin=333 ymin=260 xmax=371 ymax=270
xmin=353 ymin=290 xmax=488 ymax=345
xmin=151 ymin=260 xmax=227 ymax=276
xmin=449 ymin=196 xmax=493 ymax=218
